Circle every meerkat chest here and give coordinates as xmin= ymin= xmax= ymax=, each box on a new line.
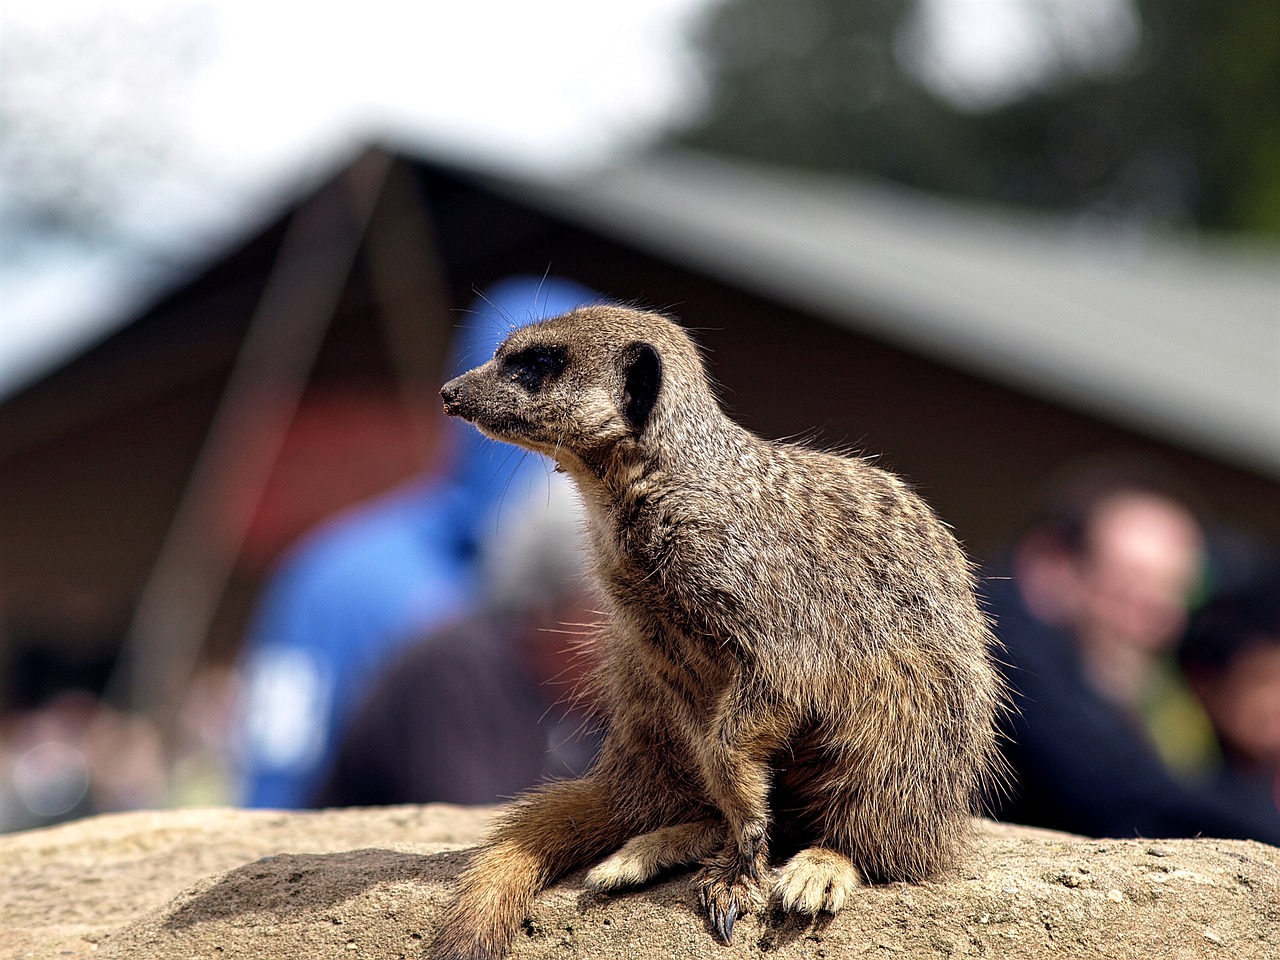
xmin=608 ymin=614 xmax=736 ymax=738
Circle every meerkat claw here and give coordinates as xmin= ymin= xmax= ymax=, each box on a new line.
xmin=774 ymin=847 xmax=862 ymax=915
xmin=708 ymin=897 xmax=738 ymax=944
xmin=700 ymin=861 xmax=759 ymax=946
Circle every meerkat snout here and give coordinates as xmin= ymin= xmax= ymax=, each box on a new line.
xmin=441 ymin=373 xmax=490 ymax=422
xmin=439 ymin=376 xmax=465 ymax=413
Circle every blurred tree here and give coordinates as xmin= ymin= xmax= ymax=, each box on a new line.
xmin=677 ymin=0 xmax=1280 ymax=234
xmin=0 ymin=9 xmax=214 ymax=258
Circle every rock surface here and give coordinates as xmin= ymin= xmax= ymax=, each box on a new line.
xmin=2 ymin=806 xmax=1278 ymax=959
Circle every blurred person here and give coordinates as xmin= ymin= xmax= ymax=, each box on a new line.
xmin=0 ymin=691 xmax=166 ymax=831
xmin=167 ymin=664 xmax=239 ymax=808
xmin=2 ymin=692 xmax=96 ymax=832
xmin=0 ymin=635 xmax=169 ymax=831
xmin=314 ymin=471 xmax=602 ymax=807
xmin=0 ymin=717 xmax=17 ymax=832
xmin=988 ymin=466 xmax=1280 ymax=842
xmin=1180 ymin=563 xmax=1280 ymax=816
xmin=82 ymin=703 xmax=166 ymax=813
xmin=235 ymin=277 xmax=603 ymax=808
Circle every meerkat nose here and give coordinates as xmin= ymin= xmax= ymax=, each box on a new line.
xmin=440 ymin=377 xmax=466 ymax=415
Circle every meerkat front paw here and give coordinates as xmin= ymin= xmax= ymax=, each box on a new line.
xmin=774 ymin=846 xmax=862 ymax=915
xmin=585 ymin=820 xmax=720 ymax=892
xmin=696 ymin=843 xmax=769 ymax=943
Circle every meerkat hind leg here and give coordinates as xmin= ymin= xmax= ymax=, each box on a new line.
xmin=585 ymin=819 xmax=721 ymax=892
xmin=774 ymin=846 xmax=863 ymax=915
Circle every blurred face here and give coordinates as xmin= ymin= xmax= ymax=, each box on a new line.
xmin=1073 ymin=492 xmax=1204 ymax=654
xmin=1200 ymin=640 xmax=1280 ymax=765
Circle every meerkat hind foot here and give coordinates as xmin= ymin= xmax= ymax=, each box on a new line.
xmin=585 ymin=820 xmax=719 ymax=892
xmin=774 ymin=847 xmax=862 ymax=915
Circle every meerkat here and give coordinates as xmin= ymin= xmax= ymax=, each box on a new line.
xmin=432 ymin=306 xmax=1004 ymax=960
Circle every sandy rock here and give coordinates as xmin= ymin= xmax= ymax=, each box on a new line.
xmin=2 ymin=807 xmax=1278 ymax=960
xmin=0 ymin=805 xmax=490 ymax=960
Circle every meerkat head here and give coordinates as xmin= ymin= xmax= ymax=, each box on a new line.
xmin=440 ymin=306 xmax=712 ymax=475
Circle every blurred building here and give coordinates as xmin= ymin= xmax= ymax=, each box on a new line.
xmin=0 ymin=145 xmax=1276 ymax=719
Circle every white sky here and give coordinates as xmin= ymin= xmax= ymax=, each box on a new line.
xmin=5 ymin=0 xmax=709 ymax=175
xmin=0 ymin=0 xmax=711 ymax=396
xmin=904 ymin=0 xmax=1138 ymax=109
xmin=0 ymin=0 xmax=1138 ymax=399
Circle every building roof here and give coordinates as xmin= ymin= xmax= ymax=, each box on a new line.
xmin=6 ymin=146 xmax=1277 ymax=477
xmin=492 ymin=150 xmax=1280 ymax=479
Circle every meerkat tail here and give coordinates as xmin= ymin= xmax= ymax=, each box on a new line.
xmin=430 ymin=775 xmax=630 ymax=960
xmin=584 ymin=819 xmax=721 ymax=891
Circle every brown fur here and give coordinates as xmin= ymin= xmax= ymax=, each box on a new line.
xmin=433 ymin=306 xmax=1005 ymax=959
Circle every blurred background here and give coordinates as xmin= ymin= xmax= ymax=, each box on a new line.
xmin=1 ymin=0 xmax=1277 ymax=836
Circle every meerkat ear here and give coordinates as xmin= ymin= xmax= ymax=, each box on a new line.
xmin=621 ymin=341 xmax=662 ymax=431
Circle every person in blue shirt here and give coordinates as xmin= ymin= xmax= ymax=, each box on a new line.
xmin=236 ymin=276 xmax=602 ymax=808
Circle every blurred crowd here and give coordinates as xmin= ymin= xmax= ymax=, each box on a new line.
xmin=3 ymin=276 xmax=1279 ymax=845
xmin=0 ymin=660 xmax=237 ymax=833
xmin=986 ymin=464 xmax=1280 ymax=842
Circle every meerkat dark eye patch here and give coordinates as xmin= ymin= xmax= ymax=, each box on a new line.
xmin=504 ymin=345 xmax=568 ymax=391
xmin=621 ymin=341 xmax=662 ymax=431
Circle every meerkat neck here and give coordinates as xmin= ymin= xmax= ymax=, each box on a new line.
xmin=618 ymin=395 xmax=751 ymax=493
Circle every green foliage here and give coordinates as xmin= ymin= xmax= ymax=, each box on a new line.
xmin=678 ymin=0 xmax=1280 ymax=234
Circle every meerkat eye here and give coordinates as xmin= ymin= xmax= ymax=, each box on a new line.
xmin=503 ymin=345 xmax=568 ymax=391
